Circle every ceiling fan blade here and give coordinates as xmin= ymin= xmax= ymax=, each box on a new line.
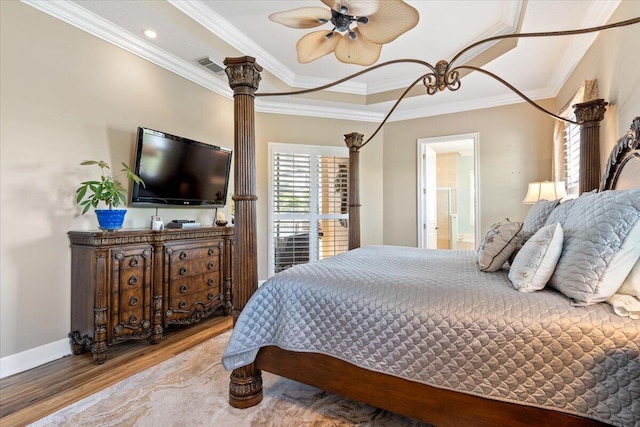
xmin=334 ymin=28 xmax=382 ymax=66
xmin=296 ymin=30 xmax=342 ymax=63
xmin=357 ymin=0 xmax=419 ymax=44
xmin=321 ymin=0 xmax=379 ymax=17
xmin=269 ymin=7 xmax=332 ymax=29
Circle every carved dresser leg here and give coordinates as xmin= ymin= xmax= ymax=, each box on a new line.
xmin=229 ymin=364 xmax=263 ymax=408
xmin=92 ymin=307 xmax=108 ymax=364
xmin=151 ymin=294 xmax=163 ymax=344
xmin=68 ymin=331 xmax=91 ymax=354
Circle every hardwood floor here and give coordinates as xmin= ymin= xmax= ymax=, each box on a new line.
xmin=0 ymin=315 xmax=232 ymax=426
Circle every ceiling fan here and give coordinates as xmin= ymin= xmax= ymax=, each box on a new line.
xmin=269 ymin=0 xmax=419 ymax=66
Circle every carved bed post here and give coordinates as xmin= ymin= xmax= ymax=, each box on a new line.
xmin=224 ymin=56 xmax=262 ymax=311
xmin=344 ymin=132 xmax=363 ymax=250
xmin=573 ymin=98 xmax=607 ymax=194
xmin=224 ymin=56 xmax=264 ymax=409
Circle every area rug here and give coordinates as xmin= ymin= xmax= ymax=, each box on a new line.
xmin=31 ymin=331 xmax=429 ymax=426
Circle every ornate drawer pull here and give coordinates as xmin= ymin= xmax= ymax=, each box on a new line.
xmin=180 ymin=285 xmax=188 ymax=293
xmin=130 ymin=258 xmax=139 ymax=267
xmin=179 ymin=300 xmax=186 ymax=309
xmin=114 ymin=324 xmax=123 ymax=334
xmin=128 ymin=276 xmax=138 ymax=286
xmin=208 ymin=293 xmax=215 ymax=300
xmin=129 ymin=296 xmax=139 ymax=306
xmin=129 ymin=314 xmax=138 ymax=324
xmin=179 ymin=267 xmax=187 ymax=275
xmin=208 ymin=278 xmax=214 ymax=286
xmin=179 ymin=251 xmax=187 ymax=260
xmin=208 ymin=262 xmax=215 ymax=270
xmin=142 ymin=320 xmax=151 ymax=329
xmin=208 ymin=248 xmax=215 ymax=256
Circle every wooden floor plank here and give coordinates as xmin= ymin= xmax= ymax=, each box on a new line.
xmin=0 ymin=315 xmax=232 ymax=426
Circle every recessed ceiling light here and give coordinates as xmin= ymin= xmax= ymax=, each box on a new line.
xmin=143 ymin=29 xmax=157 ymax=39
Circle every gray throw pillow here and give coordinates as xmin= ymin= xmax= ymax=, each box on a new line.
xmin=522 ymin=199 xmax=561 ymax=235
xmin=509 ymin=198 xmax=562 ymax=265
xmin=545 ymin=188 xmax=640 ymax=304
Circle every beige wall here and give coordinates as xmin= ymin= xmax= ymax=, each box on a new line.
xmin=556 ymin=0 xmax=640 ymax=166
xmin=0 ymin=2 xmax=382 ymax=359
xmin=383 ymin=100 xmax=556 ymax=247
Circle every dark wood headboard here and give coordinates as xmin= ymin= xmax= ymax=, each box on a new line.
xmin=600 ymin=117 xmax=640 ymax=191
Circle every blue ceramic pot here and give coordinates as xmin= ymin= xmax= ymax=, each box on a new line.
xmin=95 ymin=209 xmax=126 ymax=230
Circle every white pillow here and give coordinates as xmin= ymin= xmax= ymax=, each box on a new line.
xmin=509 ymin=223 xmax=563 ymax=292
xmin=616 ymin=256 xmax=640 ymax=297
xmin=477 ymin=219 xmax=523 ymax=272
xmin=606 ymin=294 xmax=640 ymax=319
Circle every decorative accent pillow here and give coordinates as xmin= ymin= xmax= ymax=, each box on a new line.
xmin=477 ymin=219 xmax=523 ymax=272
xmin=508 ymin=223 xmax=563 ymax=292
xmin=545 ymin=188 xmax=640 ymax=304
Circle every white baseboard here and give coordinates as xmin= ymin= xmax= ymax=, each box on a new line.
xmin=0 ymin=338 xmax=71 ymax=379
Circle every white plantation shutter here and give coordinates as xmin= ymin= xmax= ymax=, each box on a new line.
xmin=564 ymin=117 xmax=581 ymax=196
xmin=269 ymin=144 xmax=349 ymax=277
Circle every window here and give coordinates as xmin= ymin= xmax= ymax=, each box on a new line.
xmin=269 ymin=144 xmax=349 ymax=277
xmin=563 ymin=115 xmax=581 ymax=196
xmin=552 ymin=79 xmax=597 ymax=197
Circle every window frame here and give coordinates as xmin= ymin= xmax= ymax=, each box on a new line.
xmin=268 ymin=143 xmax=349 ymax=277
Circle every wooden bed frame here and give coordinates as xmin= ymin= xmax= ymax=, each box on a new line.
xmin=223 ymin=55 xmax=639 ymax=426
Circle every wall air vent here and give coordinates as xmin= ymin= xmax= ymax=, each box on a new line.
xmin=198 ymin=56 xmax=224 ymax=74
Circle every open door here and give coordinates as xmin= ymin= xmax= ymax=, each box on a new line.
xmin=417 ymin=134 xmax=479 ymax=250
xmin=419 ymin=144 xmax=437 ymax=249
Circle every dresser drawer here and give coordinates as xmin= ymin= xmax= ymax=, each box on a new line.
xmin=168 ymin=257 xmax=220 ymax=279
xmin=164 ymin=288 xmax=223 ymax=325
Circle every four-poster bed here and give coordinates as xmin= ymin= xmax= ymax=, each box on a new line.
xmin=221 ymin=17 xmax=640 ymax=427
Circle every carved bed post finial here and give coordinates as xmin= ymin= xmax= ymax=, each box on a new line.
xmin=225 ymin=56 xmax=264 ymax=409
xmin=224 ymin=56 xmax=262 ymax=311
xmin=573 ymin=98 xmax=607 ymax=194
xmin=344 ymin=132 xmax=364 ymax=250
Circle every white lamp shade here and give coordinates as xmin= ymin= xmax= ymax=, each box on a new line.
xmin=523 ymin=181 xmax=567 ymax=204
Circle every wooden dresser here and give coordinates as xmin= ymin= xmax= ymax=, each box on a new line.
xmin=68 ymin=226 xmax=234 ymax=364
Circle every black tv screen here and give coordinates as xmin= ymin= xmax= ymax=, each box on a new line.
xmin=129 ymin=127 xmax=232 ymax=208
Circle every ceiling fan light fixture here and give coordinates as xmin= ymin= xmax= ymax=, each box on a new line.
xmin=269 ymin=7 xmax=332 ymax=29
xmin=357 ymin=0 xmax=419 ymax=44
xmin=273 ymin=0 xmax=418 ymax=65
xmin=334 ymin=27 xmax=381 ymax=65
xmin=297 ymin=30 xmax=342 ymax=63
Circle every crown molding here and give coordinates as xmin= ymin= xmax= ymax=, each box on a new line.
xmin=22 ymin=0 xmax=233 ymax=99
xmin=387 ymin=86 xmax=556 ymax=123
xmin=255 ymin=99 xmax=385 ymax=122
xmin=547 ymin=0 xmax=621 ymax=96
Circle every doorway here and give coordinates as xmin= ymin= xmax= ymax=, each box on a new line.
xmin=417 ymin=133 xmax=479 ymax=250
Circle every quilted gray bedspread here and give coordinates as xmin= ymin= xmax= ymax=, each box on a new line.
xmin=222 ymin=246 xmax=640 ymax=426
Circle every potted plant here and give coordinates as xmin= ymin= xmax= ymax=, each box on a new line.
xmin=76 ymin=160 xmax=145 ymax=230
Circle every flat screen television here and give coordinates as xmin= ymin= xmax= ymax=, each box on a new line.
xmin=129 ymin=127 xmax=232 ymax=208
